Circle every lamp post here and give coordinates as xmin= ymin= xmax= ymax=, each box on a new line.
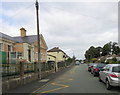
xmin=35 ymin=0 xmax=41 ymax=79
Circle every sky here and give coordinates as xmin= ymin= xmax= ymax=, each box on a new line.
xmin=0 ymin=0 xmax=119 ymax=60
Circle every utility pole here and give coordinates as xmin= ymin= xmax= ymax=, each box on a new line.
xmin=35 ymin=0 xmax=41 ymax=79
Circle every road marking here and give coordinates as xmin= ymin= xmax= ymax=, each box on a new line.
xmin=32 ymin=66 xmax=77 ymax=94
xmin=37 ymin=79 xmax=72 ymax=94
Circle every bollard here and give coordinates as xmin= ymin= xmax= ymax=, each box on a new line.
xmin=20 ymin=61 xmax=24 ymax=76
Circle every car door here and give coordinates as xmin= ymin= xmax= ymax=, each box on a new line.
xmin=100 ymin=66 xmax=107 ymax=82
xmin=102 ymin=66 xmax=110 ymax=83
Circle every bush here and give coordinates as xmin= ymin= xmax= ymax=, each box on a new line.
xmin=117 ymin=61 xmax=120 ymax=64
xmin=90 ymin=58 xmax=98 ymax=63
xmin=100 ymin=59 xmax=105 ymax=63
xmin=112 ymin=58 xmax=117 ymax=62
xmin=106 ymin=58 xmax=117 ymax=64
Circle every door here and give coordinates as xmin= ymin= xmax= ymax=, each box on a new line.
xmin=28 ymin=49 xmax=31 ymax=62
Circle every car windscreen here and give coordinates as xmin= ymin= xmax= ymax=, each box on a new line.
xmin=112 ymin=66 xmax=120 ymax=73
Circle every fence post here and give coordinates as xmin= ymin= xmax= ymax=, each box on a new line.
xmin=34 ymin=62 xmax=37 ymax=73
xmin=20 ymin=61 xmax=24 ymax=76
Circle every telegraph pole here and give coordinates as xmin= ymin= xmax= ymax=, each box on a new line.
xmin=35 ymin=0 xmax=41 ymax=79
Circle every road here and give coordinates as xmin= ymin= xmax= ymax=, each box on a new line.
xmin=32 ymin=64 xmax=120 ymax=94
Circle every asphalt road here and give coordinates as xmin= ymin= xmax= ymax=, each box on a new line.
xmin=33 ymin=64 xmax=120 ymax=94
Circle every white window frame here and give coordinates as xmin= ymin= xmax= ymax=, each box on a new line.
xmin=0 ymin=43 xmax=4 ymax=51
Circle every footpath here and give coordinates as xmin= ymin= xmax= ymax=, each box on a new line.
xmin=2 ymin=64 xmax=74 ymax=95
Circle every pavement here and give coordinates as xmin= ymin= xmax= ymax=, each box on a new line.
xmin=2 ymin=65 xmax=74 ymax=95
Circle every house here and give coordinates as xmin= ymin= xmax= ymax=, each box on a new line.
xmin=47 ymin=47 xmax=69 ymax=63
xmin=47 ymin=47 xmax=69 ymax=71
xmin=0 ymin=27 xmax=48 ymax=64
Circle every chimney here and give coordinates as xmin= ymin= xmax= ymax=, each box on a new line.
xmin=20 ymin=27 xmax=26 ymax=37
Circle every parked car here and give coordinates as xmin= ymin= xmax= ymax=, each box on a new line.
xmin=91 ymin=64 xmax=106 ymax=76
xmin=75 ymin=61 xmax=80 ymax=65
xmin=91 ymin=64 xmax=97 ymax=74
xmin=88 ymin=63 xmax=95 ymax=72
xmin=99 ymin=64 xmax=120 ymax=90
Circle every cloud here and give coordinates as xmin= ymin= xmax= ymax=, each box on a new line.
xmin=1 ymin=1 xmax=118 ymax=59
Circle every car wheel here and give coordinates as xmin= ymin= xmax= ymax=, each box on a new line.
xmin=99 ymin=76 xmax=102 ymax=82
xmin=106 ymin=80 xmax=111 ymax=90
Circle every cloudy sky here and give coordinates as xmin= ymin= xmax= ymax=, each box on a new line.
xmin=0 ymin=0 xmax=119 ymax=59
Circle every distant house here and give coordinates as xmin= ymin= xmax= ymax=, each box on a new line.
xmin=47 ymin=47 xmax=69 ymax=63
xmin=0 ymin=27 xmax=48 ymax=64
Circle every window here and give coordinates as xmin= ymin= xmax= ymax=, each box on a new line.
xmin=0 ymin=43 xmax=3 ymax=51
xmin=17 ymin=52 xmax=22 ymax=58
xmin=112 ymin=66 xmax=120 ymax=72
xmin=11 ymin=52 xmax=16 ymax=58
xmin=8 ymin=45 xmax=11 ymax=51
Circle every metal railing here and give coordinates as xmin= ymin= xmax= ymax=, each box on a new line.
xmin=0 ymin=63 xmax=20 ymax=77
xmin=24 ymin=63 xmax=34 ymax=74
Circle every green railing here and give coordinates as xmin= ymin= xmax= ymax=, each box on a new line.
xmin=57 ymin=62 xmax=65 ymax=68
xmin=0 ymin=63 xmax=20 ymax=77
xmin=24 ymin=63 xmax=34 ymax=74
xmin=0 ymin=62 xmax=72 ymax=77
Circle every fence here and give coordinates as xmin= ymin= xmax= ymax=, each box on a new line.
xmin=24 ymin=63 xmax=34 ymax=74
xmin=57 ymin=62 xmax=65 ymax=68
xmin=0 ymin=63 xmax=20 ymax=77
xmin=1 ymin=62 xmax=72 ymax=77
xmin=1 ymin=62 xmax=55 ymax=77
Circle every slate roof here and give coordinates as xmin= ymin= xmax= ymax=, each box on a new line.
xmin=0 ymin=32 xmax=40 ymax=43
xmin=0 ymin=32 xmax=14 ymax=41
xmin=13 ymin=35 xmax=38 ymax=43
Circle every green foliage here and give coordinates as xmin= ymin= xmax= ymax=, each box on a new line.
xmin=112 ymin=58 xmax=117 ymax=62
xmin=90 ymin=58 xmax=98 ymax=63
xmin=100 ymin=59 xmax=105 ymax=63
xmin=85 ymin=46 xmax=103 ymax=61
xmin=102 ymin=42 xmax=111 ymax=56
xmin=117 ymin=61 xmax=120 ymax=64
xmin=106 ymin=58 xmax=117 ymax=64
xmin=84 ymin=41 xmax=120 ymax=62
xmin=65 ymin=58 xmax=73 ymax=63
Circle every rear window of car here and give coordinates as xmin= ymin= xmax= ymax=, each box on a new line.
xmin=112 ymin=66 xmax=120 ymax=73
xmin=89 ymin=63 xmax=94 ymax=66
xmin=76 ymin=61 xmax=79 ymax=64
xmin=97 ymin=64 xmax=106 ymax=68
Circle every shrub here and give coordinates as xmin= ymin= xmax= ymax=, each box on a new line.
xmin=90 ymin=58 xmax=98 ymax=63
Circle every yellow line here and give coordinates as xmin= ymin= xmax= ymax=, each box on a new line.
xmin=39 ymin=79 xmax=72 ymax=94
xmin=39 ymin=86 xmax=67 ymax=94
xmin=32 ymin=66 xmax=76 ymax=94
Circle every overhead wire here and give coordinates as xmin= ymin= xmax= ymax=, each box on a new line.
xmin=2 ymin=2 xmax=36 ymax=34
xmin=2 ymin=2 xmax=35 ymax=22
xmin=41 ymin=4 xmax=117 ymax=25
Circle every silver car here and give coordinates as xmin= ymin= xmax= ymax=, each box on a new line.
xmin=99 ymin=64 xmax=120 ymax=90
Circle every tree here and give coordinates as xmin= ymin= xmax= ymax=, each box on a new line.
xmin=112 ymin=42 xmax=120 ymax=55
xmin=102 ymin=42 xmax=111 ymax=56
